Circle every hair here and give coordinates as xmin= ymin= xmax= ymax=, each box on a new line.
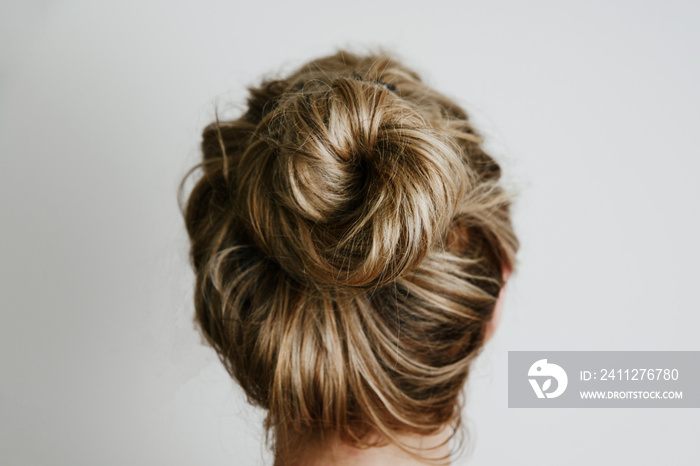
xmin=179 ymin=48 xmax=519 ymax=464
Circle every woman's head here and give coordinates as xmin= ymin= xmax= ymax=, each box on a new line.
xmin=180 ymin=49 xmax=519 ymax=463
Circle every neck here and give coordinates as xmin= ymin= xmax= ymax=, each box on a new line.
xmin=274 ymin=428 xmax=452 ymax=466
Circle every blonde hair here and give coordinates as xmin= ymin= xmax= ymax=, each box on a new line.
xmin=179 ymin=49 xmax=519 ymax=463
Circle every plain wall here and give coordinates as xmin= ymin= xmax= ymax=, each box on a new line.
xmin=1 ymin=0 xmax=698 ymax=464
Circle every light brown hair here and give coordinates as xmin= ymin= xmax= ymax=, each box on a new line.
xmin=179 ymin=48 xmax=519 ymax=463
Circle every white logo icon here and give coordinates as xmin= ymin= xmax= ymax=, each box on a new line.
xmin=528 ymin=359 xmax=568 ymax=399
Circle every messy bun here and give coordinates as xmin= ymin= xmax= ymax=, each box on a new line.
xmin=180 ymin=49 xmax=519 ymax=462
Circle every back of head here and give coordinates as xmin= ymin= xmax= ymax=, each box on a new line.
xmin=180 ymin=49 xmax=519 ymax=463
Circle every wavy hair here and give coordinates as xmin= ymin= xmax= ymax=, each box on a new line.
xmin=179 ymin=49 xmax=519 ymax=464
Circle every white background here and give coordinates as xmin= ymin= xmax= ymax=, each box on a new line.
xmin=1 ymin=0 xmax=698 ymax=464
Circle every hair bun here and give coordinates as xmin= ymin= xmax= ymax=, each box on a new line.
xmin=234 ymin=76 xmax=469 ymax=290
xmin=183 ymin=50 xmax=520 ymax=460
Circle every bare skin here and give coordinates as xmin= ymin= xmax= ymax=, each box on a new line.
xmin=276 ymin=428 xmax=453 ymax=466
xmin=276 ymin=268 xmax=512 ymax=466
